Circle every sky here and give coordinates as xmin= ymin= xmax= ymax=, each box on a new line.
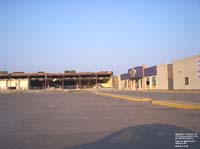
xmin=0 ymin=0 xmax=200 ymax=75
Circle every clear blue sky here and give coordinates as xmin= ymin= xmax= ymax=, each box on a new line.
xmin=0 ymin=0 xmax=200 ymax=75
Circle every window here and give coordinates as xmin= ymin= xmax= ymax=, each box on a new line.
xmin=146 ymin=77 xmax=150 ymax=85
xmin=185 ymin=77 xmax=189 ymax=85
xmin=152 ymin=77 xmax=156 ymax=88
xmin=146 ymin=77 xmax=150 ymax=89
xmin=135 ymin=80 xmax=139 ymax=89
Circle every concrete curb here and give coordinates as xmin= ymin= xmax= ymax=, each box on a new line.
xmin=93 ymin=92 xmax=200 ymax=110
xmin=143 ymin=90 xmax=200 ymax=94
xmin=115 ymin=90 xmax=200 ymax=94
xmin=152 ymin=100 xmax=200 ymax=110
xmin=93 ymin=92 xmax=152 ymax=102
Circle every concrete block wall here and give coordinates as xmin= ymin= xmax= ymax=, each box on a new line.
xmin=7 ymin=79 xmax=16 ymax=88
xmin=0 ymin=79 xmax=29 ymax=90
xmin=156 ymin=64 xmax=168 ymax=90
xmin=18 ymin=79 xmax=29 ymax=90
xmin=143 ymin=64 xmax=168 ymax=90
xmin=0 ymin=80 xmax=7 ymax=90
xmin=173 ymin=55 xmax=200 ymax=90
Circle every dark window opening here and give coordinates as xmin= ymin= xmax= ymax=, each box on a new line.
xmin=185 ymin=77 xmax=189 ymax=85
xmin=146 ymin=78 xmax=150 ymax=85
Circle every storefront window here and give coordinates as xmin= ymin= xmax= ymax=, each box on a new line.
xmin=146 ymin=77 xmax=150 ymax=89
xmin=152 ymin=77 xmax=156 ymax=88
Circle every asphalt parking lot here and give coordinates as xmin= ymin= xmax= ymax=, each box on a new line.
xmin=0 ymin=92 xmax=199 ymax=149
xmin=102 ymin=90 xmax=200 ymax=104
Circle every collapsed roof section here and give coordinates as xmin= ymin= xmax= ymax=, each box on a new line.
xmin=0 ymin=71 xmax=113 ymax=78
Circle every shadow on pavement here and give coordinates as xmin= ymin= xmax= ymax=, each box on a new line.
xmin=65 ymin=123 xmax=200 ymax=149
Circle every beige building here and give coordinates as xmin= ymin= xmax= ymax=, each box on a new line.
xmin=113 ymin=75 xmax=123 ymax=89
xmin=7 ymin=79 xmax=29 ymax=90
xmin=119 ymin=74 xmax=131 ymax=90
xmin=173 ymin=55 xmax=200 ymax=90
xmin=0 ymin=80 xmax=7 ymax=90
xmin=144 ymin=64 xmax=168 ymax=90
xmin=0 ymin=79 xmax=29 ymax=90
xmin=119 ymin=64 xmax=169 ymax=91
xmin=118 ymin=54 xmax=200 ymax=91
xmin=120 ymin=65 xmax=146 ymax=90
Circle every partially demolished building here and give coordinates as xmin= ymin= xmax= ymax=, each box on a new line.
xmin=0 ymin=71 xmax=113 ymax=90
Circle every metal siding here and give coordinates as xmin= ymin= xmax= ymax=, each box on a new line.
xmin=129 ymin=66 xmax=144 ymax=79
xmin=144 ymin=66 xmax=157 ymax=77
xmin=122 ymin=66 xmax=145 ymax=80
xmin=120 ymin=73 xmax=130 ymax=80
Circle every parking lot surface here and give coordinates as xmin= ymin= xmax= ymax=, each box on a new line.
xmin=102 ymin=90 xmax=200 ymax=104
xmin=0 ymin=92 xmax=199 ymax=149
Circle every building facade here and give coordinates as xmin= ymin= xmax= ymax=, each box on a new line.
xmin=1 ymin=55 xmax=200 ymax=91
xmin=117 ymin=55 xmax=200 ymax=91
xmin=173 ymin=55 xmax=200 ymax=90
xmin=144 ymin=64 xmax=168 ymax=90
xmin=120 ymin=65 xmax=146 ymax=90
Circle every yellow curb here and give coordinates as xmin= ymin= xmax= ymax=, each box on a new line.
xmin=93 ymin=92 xmax=200 ymax=110
xmin=152 ymin=100 xmax=200 ymax=110
xmin=93 ymin=92 xmax=152 ymax=102
xmin=126 ymin=90 xmax=200 ymax=94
